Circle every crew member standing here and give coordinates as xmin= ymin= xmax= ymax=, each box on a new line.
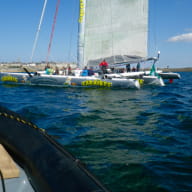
xmin=126 ymin=64 xmax=131 ymax=72
xmin=136 ymin=62 xmax=140 ymax=72
xmin=99 ymin=59 xmax=108 ymax=74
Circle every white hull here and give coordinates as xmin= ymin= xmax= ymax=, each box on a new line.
xmin=159 ymin=72 xmax=181 ymax=79
xmin=105 ymin=72 xmax=165 ymax=86
xmin=143 ymin=76 xmax=165 ymax=86
xmin=0 ymin=72 xmax=140 ymax=89
xmin=144 ymin=71 xmax=181 ymax=79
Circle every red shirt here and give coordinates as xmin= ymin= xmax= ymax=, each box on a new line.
xmin=99 ymin=61 xmax=108 ymax=67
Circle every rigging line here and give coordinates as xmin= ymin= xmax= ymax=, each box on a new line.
xmin=30 ymin=0 xmax=48 ymax=62
xmin=46 ymin=0 xmax=61 ymax=63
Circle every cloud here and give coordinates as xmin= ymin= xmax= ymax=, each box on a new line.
xmin=168 ymin=33 xmax=192 ymax=42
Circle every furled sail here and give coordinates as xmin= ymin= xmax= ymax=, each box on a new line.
xmin=78 ymin=0 xmax=148 ymax=68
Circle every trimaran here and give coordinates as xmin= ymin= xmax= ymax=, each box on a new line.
xmin=0 ymin=1 xmax=181 ymax=191
xmin=0 ymin=0 xmax=180 ymax=89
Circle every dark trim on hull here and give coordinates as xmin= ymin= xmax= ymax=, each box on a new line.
xmin=159 ymin=72 xmax=181 ymax=79
xmin=0 ymin=106 xmax=109 ymax=192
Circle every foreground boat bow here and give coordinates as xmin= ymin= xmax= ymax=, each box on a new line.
xmin=0 ymin=106 xmax=109 ymax=192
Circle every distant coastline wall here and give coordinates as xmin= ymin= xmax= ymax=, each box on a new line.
xmin=158 ymin=67 xmax=192 ymax=72
xmin=0 ymin=63 xmax=191 ymax=72
xmin=0 ymin=63 xmax=77 ymax=72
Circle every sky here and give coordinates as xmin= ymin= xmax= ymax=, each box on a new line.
xmin=0 ymin=0 xmax=192 ymax=68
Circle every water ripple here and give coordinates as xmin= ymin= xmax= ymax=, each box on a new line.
xmin=0 ymin=72 xmax=191 ymax=192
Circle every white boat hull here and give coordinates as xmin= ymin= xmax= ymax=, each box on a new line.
xmin=0 ymin=72 xmax=140 ymax=89
xmin=159 ymin=72 xmax=181 ymax=79
xmin=143 ymin=76 xmax=165 ymax=86
xmin=105 ymin=72 xmax=165 ymax=86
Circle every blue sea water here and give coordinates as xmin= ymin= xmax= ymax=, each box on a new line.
xmin=0 ymin=72 xmax=191 ymax=192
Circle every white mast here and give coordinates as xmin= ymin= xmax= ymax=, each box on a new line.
xmin=77 ymin=0 xmax=86 ymax=69
xmin=30 ymin=0 xmax=48 ymax=62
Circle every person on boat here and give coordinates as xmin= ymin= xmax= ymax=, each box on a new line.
xmin=45 ymin=64 xmax=49 ymax=70
xmin=120 ymin=68 xmax=125 ymax=73
xmin=110 ymin=67 xmax=115 ymax=73
xmin=126 ymin=64 xmax=131 ymax=72
xmin=88 ymin=66 xmax=94 ymax=76
xmin=67 ymin=64 xmax=72 ymax=75
xmin=99 ymin=59 xmax=108 ymax=74
xmin=136 ymin=62 xmax=140 ymax=72
xmin=81 ymin=66 xmax=88 ymax=76
xmin=54 ymin=66 xmax=59 ymax=75
xmin=45 ymin=64 xmax=53 ymax=75
xmin=132 ymin=66 xmax=136 ymax=72
xmin=62 ymin=66 xmax=67 ymax=75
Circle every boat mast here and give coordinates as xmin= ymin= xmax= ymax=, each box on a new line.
xmin=77 ymin=0 xmax=86 ymax=69
xmin=46 ymin=0 xmax=61 ymax=63
xmin=30 ymin=0 xmax=48 ymax=62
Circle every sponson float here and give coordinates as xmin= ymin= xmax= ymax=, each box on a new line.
xmin=0 ymin=106 xmax=109 ymax=192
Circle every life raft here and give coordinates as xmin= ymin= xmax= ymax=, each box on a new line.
xmin=0 ymin=106 xmax=109 ymax=192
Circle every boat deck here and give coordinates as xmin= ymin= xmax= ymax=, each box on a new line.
xmin=0 ymin=144 xmax=34 ymax=192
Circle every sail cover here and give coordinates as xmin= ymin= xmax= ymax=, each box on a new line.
xmin=78 ymin=0 xmax=148 ymax=68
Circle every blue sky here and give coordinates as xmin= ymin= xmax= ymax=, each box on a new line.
xmin=0 ymin=0 xmax=191 ymax=68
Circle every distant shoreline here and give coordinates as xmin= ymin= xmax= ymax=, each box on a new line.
xmin=0 ymin=63 xmax=191 ymax=72
xmin=158 ymin=67 xmax=192 ymax=72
